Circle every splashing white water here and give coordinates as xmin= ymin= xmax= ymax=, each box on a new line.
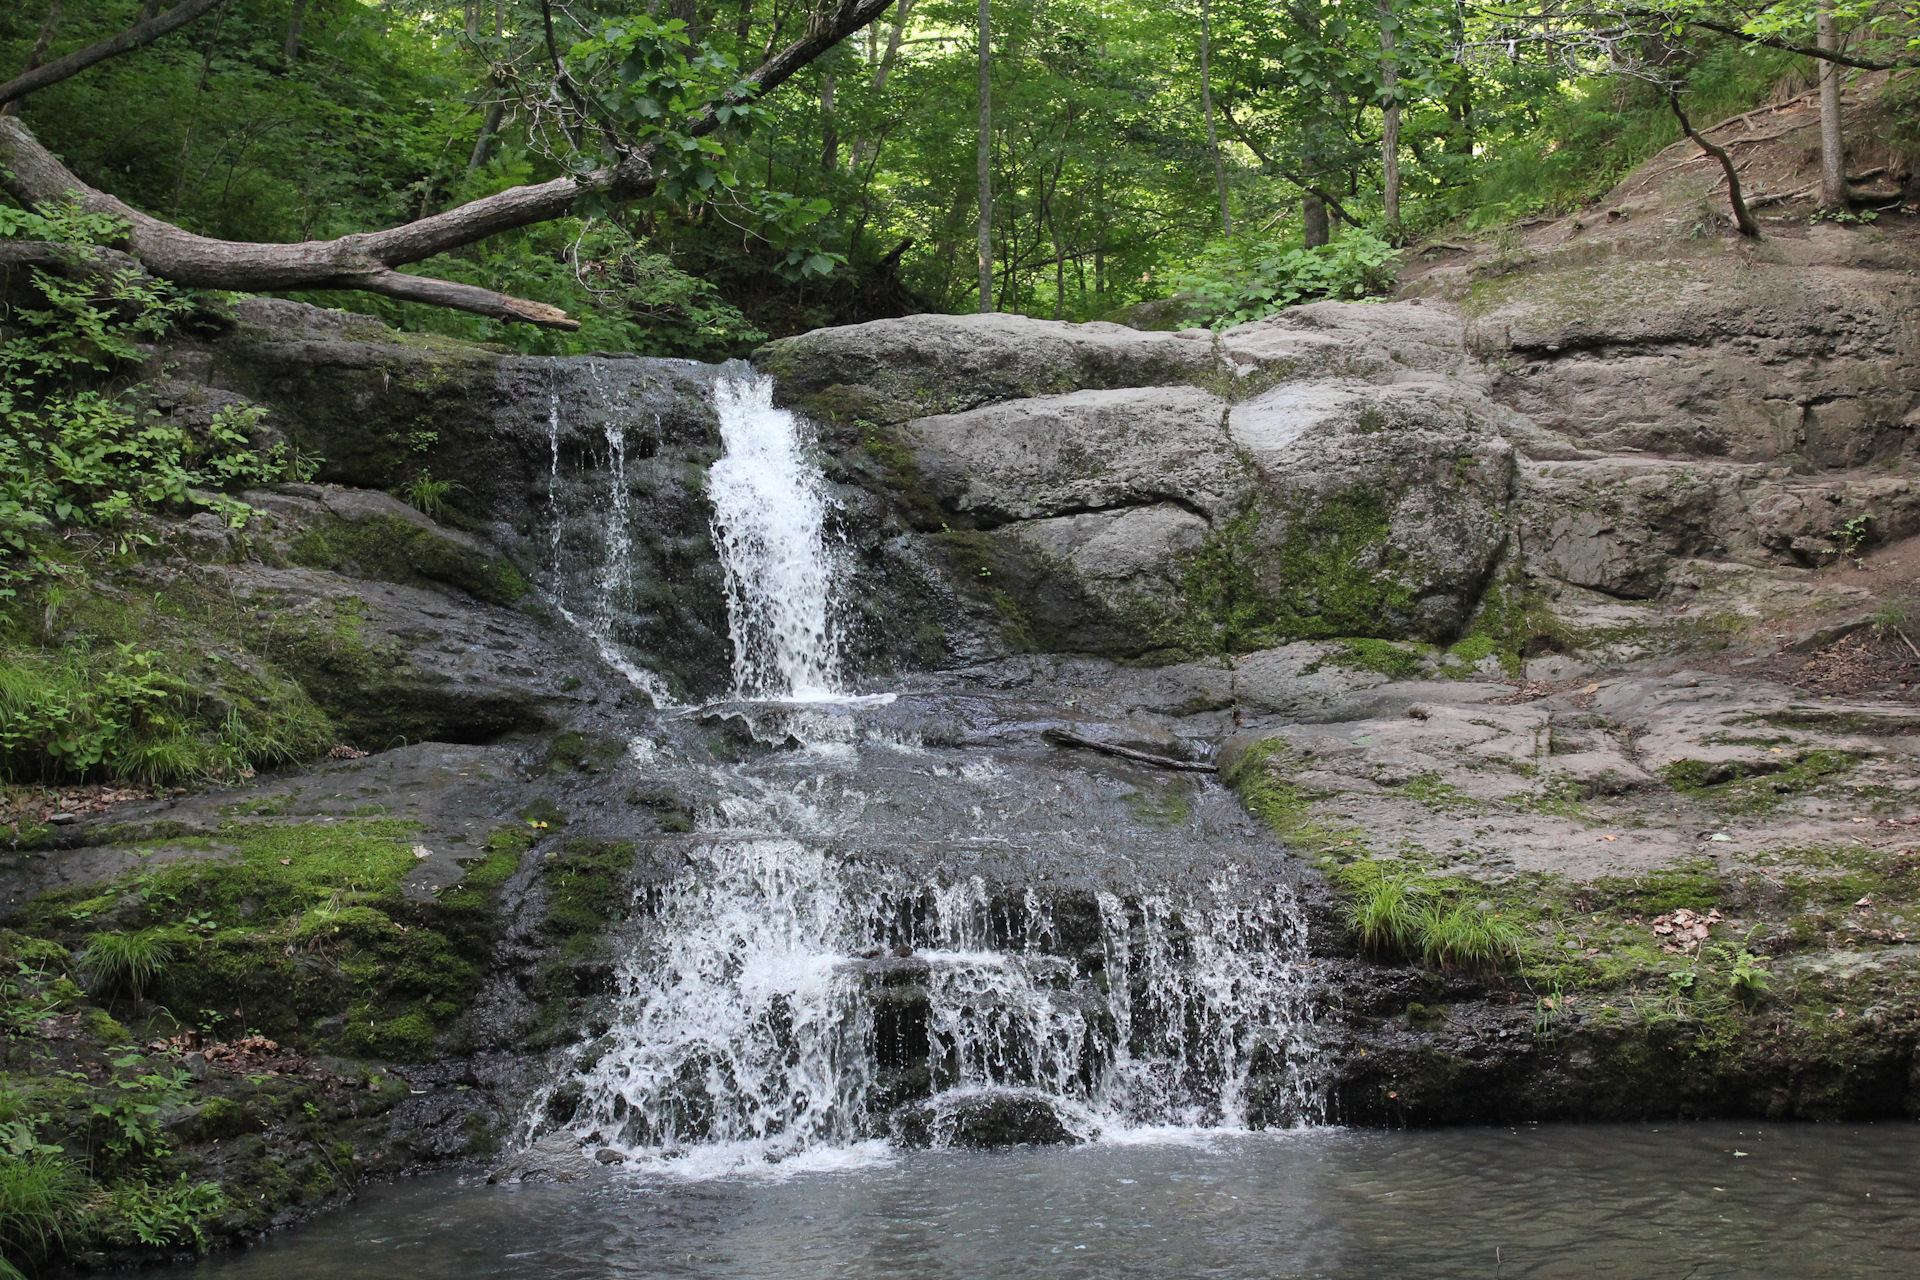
xmin=707 ymin=375 xmax=844 ymax=700
xmin=554 ymin=837 xmax=1324 ymax=1176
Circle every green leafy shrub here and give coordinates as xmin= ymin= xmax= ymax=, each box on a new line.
xmin=1333 ymin=861 xmax=1523 ymax=976
xmin=395 ymin=471 xmax=462 ymax=521
xmin=0 ymin=647 xmax=188 ymax=784
xmin=1343 ymin=869 xmax=1424 ymax=957
xmin=83 ymin=1176 xmax=223 ymax=1250
xmin=1415 ymin=901 xmax=1524 ymax=975
xmin=1173 ymin=230 xmax=1397 ymax=329
xmin=1 ymin=204 xmax=317 ymax=596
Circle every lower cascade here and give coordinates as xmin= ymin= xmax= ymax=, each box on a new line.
xmin=551 ymin=830 xmax=1325 ymax=1171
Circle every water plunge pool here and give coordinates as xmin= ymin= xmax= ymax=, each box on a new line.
xmin=187 ymin=1122 xmax=1919 ymax=1279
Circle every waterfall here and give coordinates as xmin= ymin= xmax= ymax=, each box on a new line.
xmin=560 ymin=832 xmax=1324 ymax=1174
xmin=707 ymin=374 xmax=844 ymax=700
xmin=523 ymin=366 xmax=1325 ymax=1179
xmin=539 ymin=367 xmax=676 ymax=707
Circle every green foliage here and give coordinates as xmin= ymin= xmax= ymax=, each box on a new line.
xmin=0 ymin=1154 xmax=82 ymax=1279
xmin=0 ymin=647 xmax=187 ymax=784
xmin=395 ymin=471 xmax=461 ymax=522
xmin=77 ymin=930 xmax=177 ymax=1004
xmin=0 ymin=637 xmax=330 ymax=787
xmin=1175 ymin=231 xmax=1398 ymax=328
xmin=1414 ymin=899 xmax=1524 ymax=975
xmin=1343 ymin=870 xmax=1424 ymax=956
xmin=0 ymin=206 xmax=318 ymax=596
xmin=84 ymin=1176 xmax=223 ymax=1251
xmin=1718 ymin=932 xmax=1774 ymax=1009
xmin=86 ymin=1068 xmax=193 ymax=1171
xmin=1325 ymin=638 xmax=1426 ymax=680
xmin=1333 ymin=860 xmax=1523 ymax=975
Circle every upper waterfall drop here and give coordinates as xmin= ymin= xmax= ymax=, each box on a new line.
xmin=707 ymin=372 xmax=846 ymax=700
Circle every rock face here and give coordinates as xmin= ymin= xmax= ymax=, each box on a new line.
xmin=769 ymin=303 xmax=1522 ymax=658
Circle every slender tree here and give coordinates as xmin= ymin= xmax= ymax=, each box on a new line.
xmin=1200 ymin=0 xmax=1230 ymax=232
xmin=1379 ymin=0 xmax=1400 ymax=233
xmin=1302 ymin=192 xmax=1328 ymax=247
xmin=977 ymin=0 xmax=993 ymax=311
xmin=1816 ymin=0 xmax=1847 ymax=211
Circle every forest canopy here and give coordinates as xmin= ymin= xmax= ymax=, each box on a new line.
xmin=0 ymin=0 xmax=1912 ymax=357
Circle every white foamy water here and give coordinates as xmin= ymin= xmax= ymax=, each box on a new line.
xmin=552 ymin=831 xmax=1324 ymax=1177
xmin=707 ymin=375 xmax=844 ymax=700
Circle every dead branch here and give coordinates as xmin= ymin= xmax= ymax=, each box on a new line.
xmin=1044 ymin=729 xmax=1219 ymax=773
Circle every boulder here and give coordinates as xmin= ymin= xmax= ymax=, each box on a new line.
xmin=1464 ymin=257 xmax=1920 ymax=466
xmin=1225 ymin=376 xmax=1516 ymax=641
xmin=1218 ymin=299 xmax=1479 ymax=383
xmin=891 ymin=1088 xmax=1091 ymax=1149
xmin=242 ymin=484 xmax=530 ymax=606
xmin=487 ymin=1133 xmax=600 ymax=1184
xmin=820 ymin=303 xmax=1522 ymax=658
xmin=900 ymin=385 xmax=1246 ymax=524
xmin=220 ymin=564 xmax=579 ymax=747
xmin=756 ymin=311 xmax=1223 ymax=426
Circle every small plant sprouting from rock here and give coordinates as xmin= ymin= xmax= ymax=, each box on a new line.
xmin=1415 ymin=900 xmax=1524 ymax=974
xmin=78 ymin=929 xmax=175 ymax=1003
xmin=1344 ymin=868 xmax=1424 ymax=956
xmin=1716 ymin=929 xmax=1773 ymax=1009
xmin=396 ymin=471 xmax=464 ymax=522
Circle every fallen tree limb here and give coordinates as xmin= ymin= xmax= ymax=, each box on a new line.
xmin=0 ymin=0 xmax=896 ymax=328
xmin=1043 ymin=728 xmax=1219 ymax=774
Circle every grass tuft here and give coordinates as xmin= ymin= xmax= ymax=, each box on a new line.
xmin=0 ymin=1154 xmax=82 ymax=1279
xmin=77 ymin=928 xmax=176 ymax=1003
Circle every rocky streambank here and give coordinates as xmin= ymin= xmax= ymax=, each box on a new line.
xmin=11 ymin=169 xmax=1920 ymax=1264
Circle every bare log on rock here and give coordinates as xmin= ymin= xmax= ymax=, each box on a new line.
xmin=1044 ymin=729 xmax=1219 ymax=774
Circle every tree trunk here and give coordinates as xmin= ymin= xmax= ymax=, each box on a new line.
xmin=976 ymin=0 xmax=992 ymax=312
xmin=873 ymin=0 xmax=911 ymax=90
xmin=1817 ymin=0 xmax=1848 ymax=212
xmin=467 ymin=96 xmax=506 ymax=171
xmin=1443 ymin=0 xmax=1471 ymax=158
xmin=1200 ymin=0 xmax=1230 ymax=233
xmin=1668 ymin=92 xmax=1762 ymax=239
xmin=1379 ymin=0 xmax=1400 ymax=232
xmin=1302 ymin=193 xmax=1328 ymax=247
xmin=1 ymin=0 xmax=64 ymax=118
xmin=285 ymin=0 xmax=308 ymax=66
xmin=848 ymin=0 xmax=911 ymax=169
xmin=820 ymin=74 xmax=837 ymax=170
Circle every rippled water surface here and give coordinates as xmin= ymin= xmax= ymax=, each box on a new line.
xmin=191 ymin=1122 xmax=1920 ymax=1279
